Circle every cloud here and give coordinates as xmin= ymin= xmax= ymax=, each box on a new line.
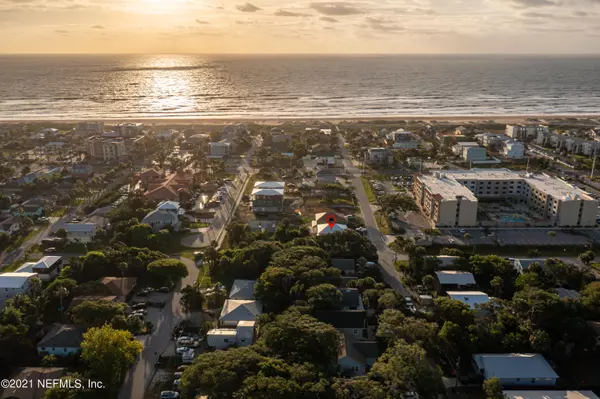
xmin=236 ymin=2 xmax=261 ymax=12
xmin=196 ymin=19 xmax=210 ymax=24
xmin=364 ymin=16 xmax=405 ymax=32
xmin=54 ymin=29 xmax=69 ymax=34
xmin=509 ymin=0 xmax=556 ymax=8
xmin=91 ymin=25 xmax=105 ymax=29
xmin=319 ymin=16 xmax=338 ymax=22
xmin=309 ymin=2 xmax=363 ymax=16
xmin=274 ymin=9 xmax=310 ymax=17
xmin=572 ymin=11 xmax=589 ymax=16
xmin=522 ymin=11 xmax=552 ymax=17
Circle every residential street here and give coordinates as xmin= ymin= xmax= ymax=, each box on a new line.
xmin=339 ymin=136 xmax=410 ymax=297
xmin=118 ymin=256 xmax=200 ymax=399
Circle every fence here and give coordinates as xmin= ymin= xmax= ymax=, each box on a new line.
xmin=203 ymin=170 xmax=249 ymax=248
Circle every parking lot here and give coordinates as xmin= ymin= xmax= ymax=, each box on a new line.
xmin=438 ymin=227 xmax=592 ymax=247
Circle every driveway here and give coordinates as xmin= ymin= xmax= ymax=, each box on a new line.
xmin=118 ymin=256 xmax=200 ymax=399
xmin=340 ymin=136 xmax=410 ymax=297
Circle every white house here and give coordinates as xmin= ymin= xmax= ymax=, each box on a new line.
xmin=251 ymin=181 xmax=285 ymax=214
xmin=156 ymin=201 xmax=182 ymax=214
xmin=37 ymin=324 xmax=85 ymax=357
xmin=229 ymin=279 xmax=256 ymax=300
xmin=206 ymin=329 xmax=238 ymax=349
xmin=141 ymin=209 xmax=181 ymax=232
xmin=463 ymin=146 xmax=487 ymax=162
xmin=209 ymin=141 xmax=231 ymax=158
xmin=15 ymin=256 xmax=62 ymax=282
xmin=219 ymin=299 xmax=263 ymax=327
xmin=0 ymin=272 xmax=38 ymax=307
xmin=64 ymin=223 xmax=98 ymax=243
xmin=472 ymin=353 xmax=558 ymax=387
xmin=447 ymin=291 xmax=490 ymax=310
xmin=207 ymin=320 xmax=256 ymax=350
xmin=337 ymin=333 xmax=380 ymax=376
xmin=504 ymin=141 xmax=525 ymax=159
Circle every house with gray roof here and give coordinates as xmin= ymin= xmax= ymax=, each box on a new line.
xmin=141 ymin=209 xmax=181 ymax=232
xmin=229 ymin=279 xmax=257 ymax=300
xmin=337 ymin=332 xmax=381 ymax=376
xmin=219 ymin=299 xmax=263 ymax=328
xmin=472 ymin=353 xmax=558 ymax=387
xmin=340 ymin=288 xmax=364 ymax=310
xmin=331 ymin=258 xmax=355 ymax=276
xmin=37 ymin=324 xmax=85 ymax=357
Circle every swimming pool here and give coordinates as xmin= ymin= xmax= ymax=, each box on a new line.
xmin=500 ymin=215 xmax=526 ymax=223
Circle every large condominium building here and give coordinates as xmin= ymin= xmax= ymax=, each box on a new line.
xmin=414 ymin=169 xmax=598 ymax=227
xmin=505 ymin=124 xmax=549 ymax=141
xmin=87 ymin=136 xmax=127 ymax=161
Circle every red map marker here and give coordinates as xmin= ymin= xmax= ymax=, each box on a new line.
xmin=326 ymin=213 xmax=337 ymax=229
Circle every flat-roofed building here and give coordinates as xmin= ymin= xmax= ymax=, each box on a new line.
xmin=413 ymin=169 xmax=598 ymax=227
xmin=472 ymin=353 xmax=558 ymax=386
xmin=447 ymin=291 xmax=490 ymax=309
xmin=434 ymin=271 xmax=476 ymax=293
xmin=413 ymin=172 xmax=478 ymax=227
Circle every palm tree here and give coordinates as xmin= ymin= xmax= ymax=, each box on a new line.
xmin=464 ymin=232 xmax=475 ymax=253
xmin=56 ymin=286 xmax=69 ymax=321
xmin=118 ymin=262 xmax=128 ymax=298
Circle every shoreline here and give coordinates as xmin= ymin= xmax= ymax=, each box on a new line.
xmin=0 ymin=114 xmax=599 ymax=125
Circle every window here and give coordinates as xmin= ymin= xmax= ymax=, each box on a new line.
xmin=353 ymin=329 xmax=360 ymax=335
xmin=351 ymin=366 xmax=359 ymax=372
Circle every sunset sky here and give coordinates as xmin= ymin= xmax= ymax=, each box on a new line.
xmin=1 ymin=0 xmax=600 ymax=54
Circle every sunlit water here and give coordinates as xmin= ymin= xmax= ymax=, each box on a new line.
xmin=1 ymin=54 xmax=600 ymax=120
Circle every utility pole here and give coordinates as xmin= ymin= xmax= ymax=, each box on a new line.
xmin=526 ymin=157 xmax=530 ymax=173
xmin=591 ymin=153 xmax=597 ymax=180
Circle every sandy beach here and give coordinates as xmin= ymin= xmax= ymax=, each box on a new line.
xmin=1 ymin=114 xmax=600 ymax=126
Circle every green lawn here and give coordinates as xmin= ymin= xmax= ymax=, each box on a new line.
xmin=49 ymin=207 xmax=68 ymax=217
xmin=189 ymin=222 xmax=210 ymax=228
xmin=197 ymin=264 xmax=213 ymax=288
xmin=361 ymin=176 xmax=378 ymax=204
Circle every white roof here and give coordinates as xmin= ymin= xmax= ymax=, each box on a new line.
xmin=207 ymin=328 xmax=237 ymax=337
xmin=435 ymin=271 xmax=476 ymax=285
xmin=238 ymin=320 xmax=256 ymax=328
xmin=219 ymin=300 xmax=263 ymax=323
xmin=251 ymin=188 xmax=284 ymax=196
xmin=157 ymin=201 xmax=180 ymax=211
xmin=65 ymin=223 xmax=97 ymax=233
xmin=456 ymin=142 xmax=480 ymax=147
xmin=142 ymin=209 xmax=178 ymax=224
xmin=473 ymin=353 xmax=559 ymax=380
xmin=0 ymin=272 xmax=37 ymax=288
xmin=229 ymin=279 xmax=256 ymax=300
xmin=447 ymin=291 xmax=490 ymax=309
xmin=16 ymin=256 xmax=61 ymax=273
xmin=417 ymin=173 xmax=478 ymax=202
xmin=254 ymin=181 xmax=285 ymax=189
xmin=504 ymin=391 xmax=599 ymax=399
xmin=316 ymin=223 xmax=348 ymax=235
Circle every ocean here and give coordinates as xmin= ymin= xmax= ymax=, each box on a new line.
xmin=1 ymin=54 xmax=600 ymax=120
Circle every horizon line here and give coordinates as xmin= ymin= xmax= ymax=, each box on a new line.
xmin=2 ymin=52 xmax=600 ymax=56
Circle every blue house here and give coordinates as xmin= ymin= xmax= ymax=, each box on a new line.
xmin=12 ymin=198 xmax=46 ymax=218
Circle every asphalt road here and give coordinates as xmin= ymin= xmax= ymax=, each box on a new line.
xmin=118 ymin=256 xmax=200 ymax=399
xmin=340 ymin=137 xmax=410 ymax=297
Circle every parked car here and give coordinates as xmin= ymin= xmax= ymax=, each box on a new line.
xmin=44 ymin=247 xmax=57 ymax=254
xmin=132 ymin=309 xmax=147 ymax=316
xmin=132 ymin=303 xmax=147 ymax=310
xmin=176 ymin=347 xmax=194 ymax=355
xmin=172 ymin=379 xmax=180 ymax=388
xmin=176 ymin=365 xmax=188 ymax=372
xmin=160 ymin=391 xmax=180 ymax=399
xmin=157 ymin=287 xmax=171 ymax=293
xmin=173 ymin=372 xmax=183 ymax=379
